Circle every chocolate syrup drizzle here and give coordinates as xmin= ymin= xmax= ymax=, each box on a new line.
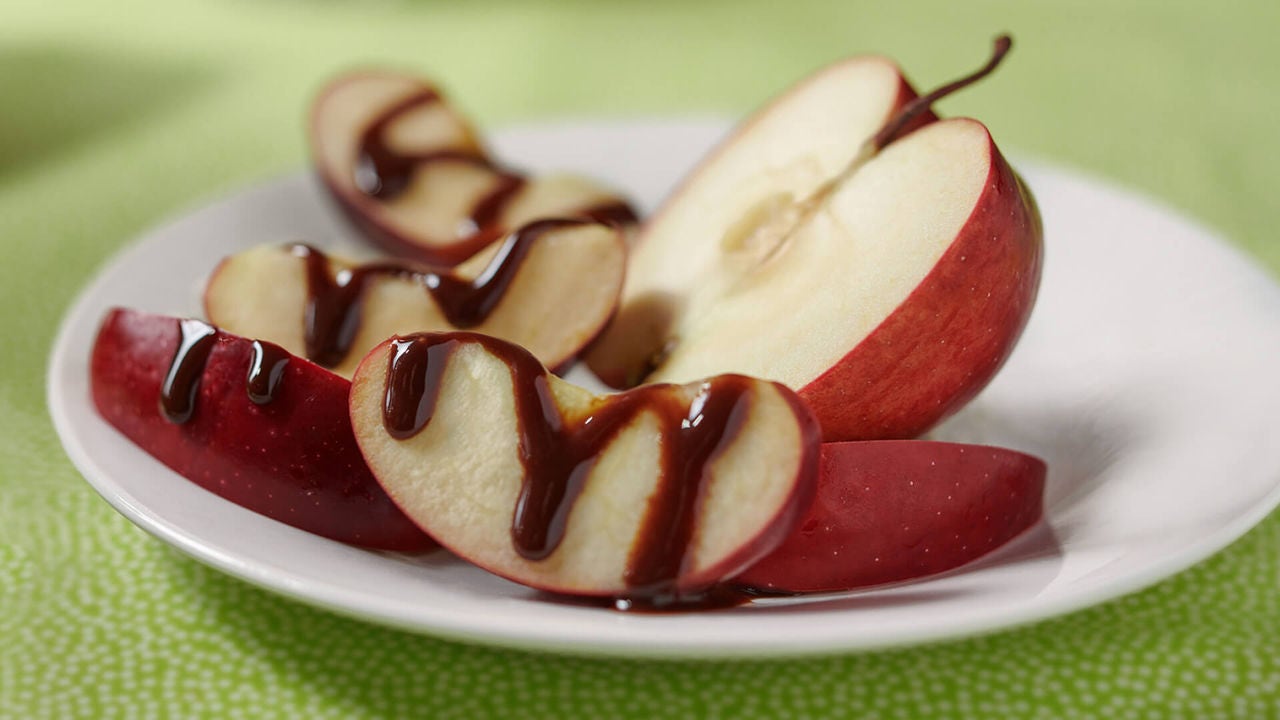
xmin=382 ymin=332 xmax=759 ymax=606
xmin=576 ymin=200 xmax=639 ymax=229
xmin=353 ymin=90 xmax=637 ymax=239
xmin=160 ymin=319 xmax=218 ymax=424
xmin=292 ymin=218 xmax=592 ymax=369
xmin=160 ymin=321 xmax=294 ymax=424
xmin=247 ymin=340 xmax=291 ymax=405
xmin=354 ymin=90 xmax=492 ymax=202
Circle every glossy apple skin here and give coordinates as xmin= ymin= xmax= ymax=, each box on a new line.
xmin=733 ymin=440 xmax=1045 ymax=593
xmin=90 ymin=307 xmax=435 ymax=551
xmin=802 ymin=143 xmax=1042 ymax=441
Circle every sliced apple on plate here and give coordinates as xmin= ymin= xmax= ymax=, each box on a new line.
xmin=90 ymin=307 xmax=434 ymax=551
xmin=348 ymin=331 xmax=821 ymax=602
xmin=586 ymin=36 xmax=1042 ymax=442
xmin=205 ymin=218 xmax=626 ymax=378
xmin=311 ymin=71 xmax=638 ymax=265
xmin=734 ymin=440 xmax=1046 ymax=593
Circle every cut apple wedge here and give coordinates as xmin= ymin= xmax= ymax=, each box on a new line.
xmin=734 ymin=440 xmax=1045 ymax=593
xmin=90 ymin=307 xmax=434 ymax=551
xmin=586 ymin=37 xmax=1042 ymax=442
xmin=348 ymin=331 xmax=821 ymax=602
xmin=311 ymin=71 xmax=638 ymax=265
xmin=204 ymin=218 xmax=626 ymax=379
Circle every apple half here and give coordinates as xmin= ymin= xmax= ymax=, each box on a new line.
xmin=586 ymin=38 xmax=1042 ymax=442
xmin=90 ymin=307 xmax=434 ymax=551
xmin=204 ymin=219 xmax=626 ymax=379
xmin=348 ymin=331 xmax=821 ymax=601
xmin=734 ymin=440 xmax=1045 ymax=593
xmin=311 ymin=71 xmax=638 ymax=265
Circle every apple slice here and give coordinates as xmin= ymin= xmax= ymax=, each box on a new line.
xmin=90 ymin=307 xmax=434 ymax=551
xmin=585 ymin=37 xmax=1042 ymax=442
xmin=733 ymin=440 xmax=1045 ymax=593
xmin=311 ymin=71 xmax=638 ymax=265
xmin=348 ymin=331 xmax=820 ymax=603
xmin=204 ymin=218 xmax=626 ymax=379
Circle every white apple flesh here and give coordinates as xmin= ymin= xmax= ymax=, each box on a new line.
xmin=348 ymin=332 xmax=821 ymax=600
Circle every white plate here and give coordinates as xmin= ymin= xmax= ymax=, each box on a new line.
xmin=48 ymin=118 xmax=1280 ymax=658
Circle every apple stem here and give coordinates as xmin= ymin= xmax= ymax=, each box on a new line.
xmin=873 ymin=34 xmax=1013 ymax=151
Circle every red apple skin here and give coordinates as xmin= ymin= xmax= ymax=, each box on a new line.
xmin=800 ymin=139 xmax=1042 ymax=442
xmin=732 ymin=440 xmax=1045 ymax=593
xmin=90 ymin=307 xmax=435 ymax=551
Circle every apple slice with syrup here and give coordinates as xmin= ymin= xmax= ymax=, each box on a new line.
xmin=585 ymin=36 xmax=1043 ymax=442
xmin=734 ymin=440 xmax=1046 ymax=593
xmin=90 ymin=307 xmax=434 ymax=551
xmin=205 ymin=218 xmax=625 ymax=379
xmin=311 ymin=70 xmax=638 ymax=265
xmin=348 ymin=331 xmax=821 ymax=607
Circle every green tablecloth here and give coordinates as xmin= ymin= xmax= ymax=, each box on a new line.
xmin=5 ymin=1 xmax=1278 ymax=716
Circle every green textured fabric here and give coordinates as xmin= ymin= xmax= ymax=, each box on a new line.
xmin=5 ymin=0 xmax=1279 ymax=717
